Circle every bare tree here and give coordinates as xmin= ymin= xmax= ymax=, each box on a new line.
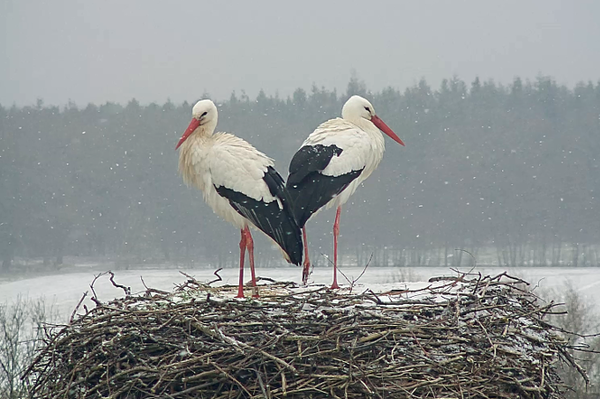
xmin=0 ymin=297 xmax=57 ymax=399
xmin=543 ymin=283 xmax=600 ymax=398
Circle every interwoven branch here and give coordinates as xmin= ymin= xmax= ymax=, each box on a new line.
xmin=23 ymin=272 xmax=588 ymax=398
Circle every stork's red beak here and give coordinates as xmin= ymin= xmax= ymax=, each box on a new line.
xmin=371 ymin=115 xmax=405 ymax=146
xmin=175 ymin=118 xmax=201 ymax=150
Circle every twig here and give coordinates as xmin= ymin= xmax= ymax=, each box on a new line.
xmin=140 ymin=276 xmax=170 ymax=295
xmin=108 ymin=270 xmax=131 ymax=296
xmin=208 ymin=268 xmax=223 ymax=285
xmin=348 ymin=253 xmax=374 ymax=294
xmin=70 ymin=291 xmax=88 ymax=323
xmin=454 ymin=248 xmax=477 ymax=269
xmin=89 ymin=271 xmax=109 ymax=306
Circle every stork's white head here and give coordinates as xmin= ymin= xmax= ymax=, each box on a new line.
xmin=341 ymin=95 xmax=405 ymax=146
xmin=342 ymin=95 xmax=376 ymax=121
xmin=192 ymin=99 xmax=218 ymax=122
xmin=175 ymin=99 xmax=219 ymax=150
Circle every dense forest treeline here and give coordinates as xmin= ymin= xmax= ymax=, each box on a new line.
xmin=1 ymin=76 xmax=599 ymax=271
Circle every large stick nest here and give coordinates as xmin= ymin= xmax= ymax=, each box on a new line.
xmin=25 ymin=271 xmax=587 ymax=398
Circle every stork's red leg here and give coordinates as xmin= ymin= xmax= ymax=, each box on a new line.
xmin=244 ymin=227 xmax=259 ymax=298
xmin=301 ymin=227 xmax=311 ymax=285
xmin=236 ymin=229 xmax=247 ymax=298
xmin=331 ymin=206 xmax=342 ymax=289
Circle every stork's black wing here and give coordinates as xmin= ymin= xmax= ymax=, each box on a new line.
xmin=215 ymin=166 xmax=303 ymax=265
xmin=286 ymin=144 xmax=363 ymax=227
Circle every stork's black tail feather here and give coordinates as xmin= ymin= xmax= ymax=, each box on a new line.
xmin=215 ymin=167 xmax=303 ymax=265
xmin=286 ymin=170 xmax=362 ymax=228
xmin=286 ymin=144 xmax=362 ymax=228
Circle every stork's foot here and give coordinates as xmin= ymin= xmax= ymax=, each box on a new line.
xmin=330 ymin=282 xmax=340 ymax=289
xmin=301 ymin=261 xmax=311 ymax=285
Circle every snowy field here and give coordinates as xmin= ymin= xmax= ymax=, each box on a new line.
xmin=1 ymin=266 xmax=599 ymax=321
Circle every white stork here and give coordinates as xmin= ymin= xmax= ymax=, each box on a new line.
xmin=286 ymin=95 xmax=404 ymax=288
xmin=176 ymin=99 xmax=303 ymax=298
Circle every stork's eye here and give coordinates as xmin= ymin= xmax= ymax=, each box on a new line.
xmin=364 ymin=106 xmax=370 ymax=113
xmin=201 ymin=111 xmax=208 ymax=117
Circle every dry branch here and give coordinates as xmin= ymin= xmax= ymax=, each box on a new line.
xmin=23 ymin=272 xmax=589 ymax=398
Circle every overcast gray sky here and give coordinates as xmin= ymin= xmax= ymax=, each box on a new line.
xmin=2 ymin=0 xmax=600 ymax=106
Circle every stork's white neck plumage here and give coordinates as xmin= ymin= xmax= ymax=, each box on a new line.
xmin=197 ymin=120 xmax=218 ymax=137
xmin=348 ymin=117 xmax=382 ymax=139
xmin=177 ymin=100 xmax=220 ymax=189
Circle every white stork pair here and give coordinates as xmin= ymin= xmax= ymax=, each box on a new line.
xmin=176 ymin=96 xmax=404 ymax=298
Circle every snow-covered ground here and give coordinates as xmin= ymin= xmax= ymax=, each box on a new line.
xmin=1 ymin=266 xmax=599 ymax=321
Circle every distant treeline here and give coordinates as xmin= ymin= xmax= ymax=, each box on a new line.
xmin=1 ymin=76 xmax=599 ymax=270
